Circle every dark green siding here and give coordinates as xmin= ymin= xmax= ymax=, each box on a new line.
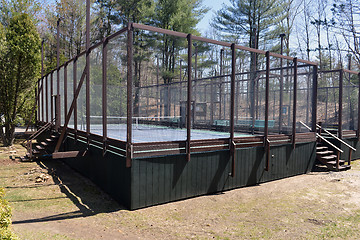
xmin=130 ymin=142 xmax=316 ymax=209
xmin=40 ymin=130 xmax=317 ymax=210
xmin=63 ymin=137 xmax=132 ymax=208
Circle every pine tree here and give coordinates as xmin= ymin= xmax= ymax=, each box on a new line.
xmin=0 ymin=13 xmax=41 ymax=146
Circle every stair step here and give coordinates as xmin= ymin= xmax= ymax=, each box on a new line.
xmin=35 ymin=145 xmax=45 ymax=150
xmin=321 ymin=155 xmax=337 ymax=160
xmin=317 ymin=150 xmax=334 ymax=155
xmin=326 ymin=159 xmax=346 ymax=165
xmin=336 ymin=165 xmax=351 ymax=171
xmin=46 ymin=138 xmax=56 ymax=142
xmin=316 ymin=146 xmax=328 ymax=150
xmin=40 ymin=141 xmax=49 ymax=146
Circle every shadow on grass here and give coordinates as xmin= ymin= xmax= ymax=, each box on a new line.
xmin=12 ymin=158 xmax=124 ymax=225
xmin=9 ymin=196 xmax=67 ymax=203
xmin=13 ymin=210 xmax=89 ymax=224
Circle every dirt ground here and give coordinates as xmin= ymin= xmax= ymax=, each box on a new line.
xmin=1 ymin=141 xmax=360 ymax=239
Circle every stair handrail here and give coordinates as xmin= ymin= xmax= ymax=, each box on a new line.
xmin=22 ymin=118 xmax=55 ymax=145
xmin=299 ymin=121 xmax=343 ymax=153
xmin=316 ymin=123 xmax=356 ymax=151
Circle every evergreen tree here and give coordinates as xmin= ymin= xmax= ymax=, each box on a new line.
xmin=0 ymin=13 xmax=41 ymax=146
xmin=152 ymin=0 xmax=207 ymax=83
xmin=212 ymin=0 xmax=287 ymax=50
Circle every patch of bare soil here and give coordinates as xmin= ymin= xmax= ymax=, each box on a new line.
xmin=2 ymin=143 xmax=360 ymax=239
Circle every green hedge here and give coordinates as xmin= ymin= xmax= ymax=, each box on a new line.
xmin=0 ymin=188 xmax=17 ymax=240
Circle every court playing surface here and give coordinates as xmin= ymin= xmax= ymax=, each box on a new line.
xmin=71 ymin=123 xmax=249 ymax=143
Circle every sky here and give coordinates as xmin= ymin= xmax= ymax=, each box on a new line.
xmin=196 ymin=0 xmax=230 ymax=34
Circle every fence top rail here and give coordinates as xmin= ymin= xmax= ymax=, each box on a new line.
xmin=131 ymin=23 xmax=317 ymax=66
xmin=320 ymin=69 xmax=359 ymax=75
xmin=41 ymin=23 xmax=319 ymax=81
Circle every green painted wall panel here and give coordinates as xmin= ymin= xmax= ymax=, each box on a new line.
xmin=63 ymin=137 xmax=132 ymax=209
xmin=130 ymin=142 xmax=316 ymax=209
xmin=48 ymin=131 xmax=316 ymax=210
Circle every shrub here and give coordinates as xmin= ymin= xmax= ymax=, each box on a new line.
xmin=0 ymin=188 xmax=18 ymax=240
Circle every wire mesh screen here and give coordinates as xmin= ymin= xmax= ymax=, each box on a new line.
xmin=267 ymin=56 xmax=282 ymax=134
xmin=89 ymin=45 xmax=103 ymax=136
xmin=297 ymin=66 xmax=314 ymax=132
xmin=318 ymin=71 xmax=339 ymax=129
xmin=105 ymin=32 xmax=127 ymax=140
xmin=343 ymin=72 xmax=358 ymax=131
xmin=76 ymin=55 xmax=86 ymax=131
xmin=59 ymin=67 xmax=64 ymax=126
xmin=130 ymin=30 xmax=188 ymax=142
xmin=38 ymin=25 xmax=320 ymax=147
xmin=47 ymin=75 xmax=51 ymax=122
xmin=187 ymin=40 xmax=230 ymax=139
xmin=233 ymin=49 xmax=256 ymax=135
xmin=39 ymin=78 xmax=43 ymax=122
xmin=67 ymin=61 xmax=74 ymax=127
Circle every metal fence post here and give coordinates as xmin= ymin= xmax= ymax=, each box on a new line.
xmin=292 ymin=58 xmax=298 ymax=148
xmin=57 ymin=19 xmax=61 ymax=130
xmin=186 ymin=34 xmax=192 ymax=162
xmin=102 ymin=37 xmax=108 ymax=153
xmin=41 ymin=77 xmax=44 ymax=122
xmin=357 ymin=73 xmax=360 ymax=140
xmin=126 ymin=23 xmax=133 ymax=167
xmin=265 ymin=51 xmax=270 ymax=170
xmin=312 ymin=66 xmax=318 ymax=132
xmin=85 ymin=0 xmax=90 ymax=141
xmin=339 ymin=69 xmax=343 ymax=138
xmin=230 ymin=43 xmax=236 ymax=177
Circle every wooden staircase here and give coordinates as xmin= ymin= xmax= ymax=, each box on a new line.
xmin=300 ymin=121 xmax=355 ymax=172
xmin=22 ymin=130 xmax=59 ymax=161
xmin=316 ymin=144 xmax=351 ymax=171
